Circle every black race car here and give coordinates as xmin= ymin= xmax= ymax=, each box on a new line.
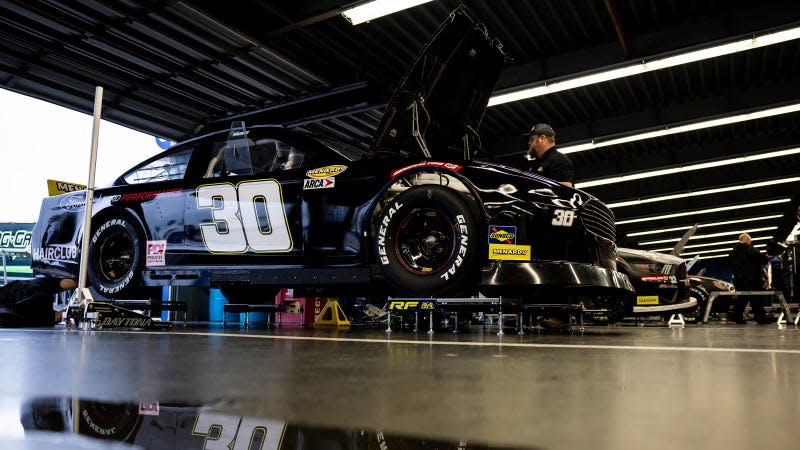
xmin=20 ymin=396 xmax=531 ymax=449
xmin=614 ymin=248 xmax=696 ymax=318
xmin=31 ymin=7 xmax=633 ymax=311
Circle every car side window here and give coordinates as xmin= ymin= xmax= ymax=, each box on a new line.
xmin=253 ymin=138 xmax=306 ymax=172
xmin=204 ymin=139 xmax=255 ymax=178
xmin=122 ymin=148 xmax=193 ymax=184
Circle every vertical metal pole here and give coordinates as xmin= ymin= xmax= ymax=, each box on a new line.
xmin=75 ymin=86 xmax=103 ymax=304
xmin=1 ymin=251 xmax=7 ymax=285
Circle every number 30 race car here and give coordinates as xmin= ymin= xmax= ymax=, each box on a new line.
xmin=31 ymin=6 xmax=633 ymax=312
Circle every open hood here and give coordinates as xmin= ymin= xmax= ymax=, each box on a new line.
xmin=371 ymin=5 xmax=507 ymax=160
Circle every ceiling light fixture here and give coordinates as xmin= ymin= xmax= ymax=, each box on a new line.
xmin=488 ymin=26 xmax=800 ymax=107
xmin=341 ymin=0 xmax=434 ymax=25
xmin=638 ymin=227 xmax=777 ymax=246
xmin=648 ymin=236 xmax=772 ymax=253
xmin=576 ymin=147 xmax=800 ymax=188
xmin=615 ymin=199 xmax=791 ymax=225
xmin=678 ymin=243 xmax=766 ymax=257
xmin=626 ymin=214 xmax=783 ymax=237
xmin=606 ymin=177 xmax=800 ymax=209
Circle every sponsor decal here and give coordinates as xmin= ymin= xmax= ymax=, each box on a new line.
xmin=0 ymin=230 xmax=32 ymax=249
xmin=98 ymin=317 xmax=152 ymax=327
xmin=303 ymin=177 xmax=335 ymax=190
xmin=305 ymin=165 xmax=347 ymax=179
xmin=488 ymin=225 xmax=516 ymax=244
xmin=387 ymin=300 xmax=435 ymax=310
xmin=641 ymin=275 xmax=670 ymax=283
xmin=114 ymin=188 xmax=182 ymax=203
xmin=32 ymin=246 xmax=78 ymax=261
xmin=47 ymin=179 xmax=86 ymax=196
xmin=439 ymin=214 xmax=469 ymax=281
xmin=59 ymin=192 xmax=86 ymax=211
xmin=488 ymin=243 xmax=531 ymax=261
xmin=636 ymin=295 xmax=660 ymax=305
xmin=377 ymin=201 xmax=404 ymax=264
xmin=146 ymin=240 xmax=167 ymax=267
xmin=139 ymin=402 xmax=160 ymax=416
xmin=390 ymin=161 xmax=464 ymax=179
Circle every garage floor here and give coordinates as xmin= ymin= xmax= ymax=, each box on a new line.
xmin=1 ymin=320 xmax=799 ymax=450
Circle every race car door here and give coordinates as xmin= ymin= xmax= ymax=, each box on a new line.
xmin=182 ymin=124 xmax=303 ymax=266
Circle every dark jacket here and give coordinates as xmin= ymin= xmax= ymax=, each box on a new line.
xmin=0 ymin=278 xmax=63 ymax=326
xmin=729 ymin=243 xmax=768 ymax=290
xmin=528 ymin=146 xmax=574 ymax=184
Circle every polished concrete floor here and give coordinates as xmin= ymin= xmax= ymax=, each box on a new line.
xmin=1 ymin=319 xmax=799 ymax=449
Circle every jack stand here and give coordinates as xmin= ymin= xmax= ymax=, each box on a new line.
xmin=668 ymin=314 xmax=685 ymax=327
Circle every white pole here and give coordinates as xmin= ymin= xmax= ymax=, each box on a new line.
xmin=75 ymin=86 xmax=103 ymax=304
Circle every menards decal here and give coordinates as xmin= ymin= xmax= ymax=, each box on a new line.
xmin=306 ymin=165 xmax=347 ymax=179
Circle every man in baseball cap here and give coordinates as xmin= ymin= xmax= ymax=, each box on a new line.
xmin=526 ymin=123 xmax=573 ymax=187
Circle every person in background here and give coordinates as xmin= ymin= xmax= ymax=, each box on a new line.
xmin=729 ymin=233 xmax=771 ymax=324
xmin=525 ymin=123 xmax=574 ymax=187
xmin=0 ymin=278 xmax=77 ymax=327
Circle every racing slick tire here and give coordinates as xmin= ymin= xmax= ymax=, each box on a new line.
xmin=375 ymin=185 xmax=479 ymax=297
xmin=87 ymin=215 xmax=145 ymax=298
xmin=683 ymin=285 xmax=710 ymax=323
xmin=78 ymin=400 xmax=142 ymax=442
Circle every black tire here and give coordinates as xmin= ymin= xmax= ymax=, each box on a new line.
xmin=87 ymin=215 xmax=144 ymax=298
xmin=683 ymin=285 xmax=710 ymax=323
xmin=77 ymin=400 xmax=141 ymax=441
xmin=219 ymin=285 xmax=279 ymax=304
xmin=375 ymin=185 xmax=479 ymax=297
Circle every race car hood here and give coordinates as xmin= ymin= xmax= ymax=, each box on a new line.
xmin=617 ymin=247 xmax=685 ymax=266
xmin=371 ymin=5 xmax=507 ymax=159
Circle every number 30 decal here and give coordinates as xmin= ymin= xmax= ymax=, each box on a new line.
xmin=197 ymin=179 xmax=292 ymax=253
xmin=552 ymin=208 xmax=576 ymax=227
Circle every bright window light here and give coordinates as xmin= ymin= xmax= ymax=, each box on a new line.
xmin=606 ymin=177 xmax=800 ymax=209
xmin=626 ymin=214 xmax=783 ymax=237
xmin=341 ymin=0 xmax=434 ymax=25
xmin=488 ymin=25 xmax=800 ymax=107
xmin=648 ymin=236 xmax=772 ymax=253
xmin=638 ymin=227 xmax=777 ymax=246
xmin=615 ymin=199 xmax=791 ymax=225
xmin=576 ymin=147 xmax=800 ymax=188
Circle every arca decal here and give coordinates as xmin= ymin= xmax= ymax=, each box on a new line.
xmin=196 ymin=179 xmax=293 ymax=254
xmin=390 ymin=161 xmax=463 ymax=179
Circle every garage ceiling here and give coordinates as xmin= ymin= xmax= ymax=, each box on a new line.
xmin=2 ymin=0 xmax=799 ymax=265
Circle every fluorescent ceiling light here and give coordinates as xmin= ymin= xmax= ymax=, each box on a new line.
xmin=678 ymin=244 xmax=766 ymax=258
xmin=564 ymin=103 xmax=800 ymax=155
xmin=341 ymin=0 xmax=434 ymax=25
xmin=626 ymin=214 xmax=783 ymax=237
xmin=615 ymin=199 xmax=791 ymax=225
xmin=488 ymin=25 xmax=800 ymax=107
xmin=576 ymin=147 xmax=800 ymax=188
xmin=648 ymin=236 xmax=772 ymax=253
xmin=607 ymin=177 xmax=800 ymax=209
xmin=639 ymin=227 xmax=777 ymax=246
xmin=693 ymin=254 xmax=729 ymax=260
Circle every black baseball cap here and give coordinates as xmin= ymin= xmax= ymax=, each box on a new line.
xmin=529 ymin=123 xmax=555 ymax=137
